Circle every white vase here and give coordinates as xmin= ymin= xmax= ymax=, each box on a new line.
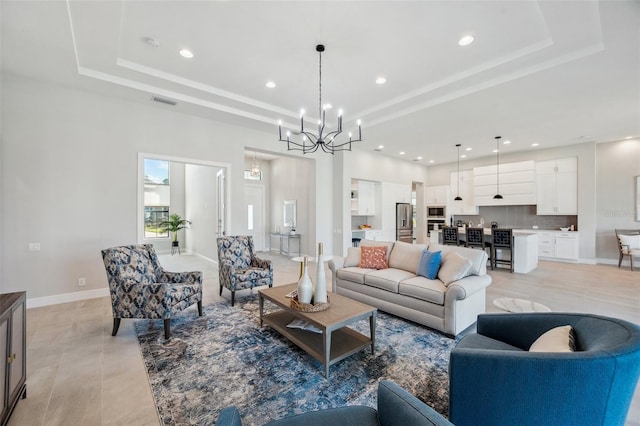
xmin=314 ymin=243 xmax=328 ymax=304
xmin=297 ymin=256 xmax=313 ymax=304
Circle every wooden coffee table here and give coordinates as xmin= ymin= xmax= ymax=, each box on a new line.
xmin=259 ymin=283 xmax=376 ymax=378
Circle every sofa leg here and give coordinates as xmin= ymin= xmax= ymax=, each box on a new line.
xmin=197 ymin=301 xmax=203 ymax=316
xmin=111 ymin=318 xmax=121 ymax=336
xmin=164 ymin=319 xmax=171 ymax=340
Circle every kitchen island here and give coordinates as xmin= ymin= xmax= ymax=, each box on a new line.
xmin=431 ymin=228 xmax=538 ymax=274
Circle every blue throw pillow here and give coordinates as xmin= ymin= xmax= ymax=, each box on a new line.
xmin=416 ymin=250 xmax=442 ymax=280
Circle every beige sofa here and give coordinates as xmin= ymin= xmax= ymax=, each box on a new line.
xmin=328 ymin=240 xmax=492 ymax=336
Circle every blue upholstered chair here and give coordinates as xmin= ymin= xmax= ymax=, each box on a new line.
xmin=101 ymin=244 xmax=203 ymax=339
xmin=216 ymin=236 xmax=273 ymax=306
xmin=449 ymin=313 xmax=640 ymax=426
xmin=216 ymin=380 xmax=453 ymax=426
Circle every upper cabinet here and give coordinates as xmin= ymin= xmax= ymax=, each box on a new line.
xmin=536 ymin=157 xmax=577 ymax=215
xmin=450 ymin=170 xmax=478 ymax=215
xmin=352 ymin=179 xmax=377 ymax=215
xmin=473 ymin=160 xmax=536 ymax=206
xmin=425 ymin=185 xmax=449 ymax=206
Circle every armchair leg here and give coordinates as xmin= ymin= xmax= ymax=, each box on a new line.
xmin=231 ymin=291 xmax=235 ymax=307
xmin=164 ymin=319 xmax=171 ymax=340
xmin=197 ymin=301 xmax=203 ymax=316
xmin=219 ymin=284 xmax=223 ymax=296
xmin=618 ymin=253 xmax=623 ymax=268
xmin=111 ymin=318 xmax=121 ymax=336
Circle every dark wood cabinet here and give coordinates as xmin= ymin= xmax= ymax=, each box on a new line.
xmin=0 ymin=292 xmax=26 ymax=426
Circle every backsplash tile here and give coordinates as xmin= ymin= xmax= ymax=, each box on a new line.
xmin=453 ymin=205 xmax=577 ymax=231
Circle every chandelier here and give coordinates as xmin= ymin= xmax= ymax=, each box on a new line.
xmin=250 ymin=151 xmax=261 ymax=177
xmin=278 ymin=44 xmax=362 ymax=154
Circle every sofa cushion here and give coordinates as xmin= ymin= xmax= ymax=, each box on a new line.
xmin=364 ymin=268 xmax=415 ymax=293
xmin=416 ymin=250 xmax=442 ymax=279
xmin=398 ymin=276 xmax=446 ymax=305
xmin=388 ymin=241 xmax=428 ymax=272
xmin=360 ymin=245 xmax=388 ymax=269
xmin=336 ymin=267 xmax=371 ymax=284
xmin=360 ymin=239 xmax=395 ymax=262
xmin=430 ymin=243 xmax=487 ymax=276
xmin=344 ymin=247 xmax=361 ymax=267
xmin=438 ymin=252 xmax=472 ymax=286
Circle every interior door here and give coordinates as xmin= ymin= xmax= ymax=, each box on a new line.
xmin=217 ymin=169 xmax=226 ymax=237
xmin=245 ymin=184 xmax=265 ymax=251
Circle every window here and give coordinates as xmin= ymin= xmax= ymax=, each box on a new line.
xmin=144 ymin=159 xmax=170 ymax=238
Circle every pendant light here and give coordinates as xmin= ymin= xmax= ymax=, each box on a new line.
xmin=454 ymin=144 xmax=462 ymax=201
xmin=493 ymin=136 xmax=503 ymax=199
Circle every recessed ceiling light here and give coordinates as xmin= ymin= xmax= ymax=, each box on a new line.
xmin=378 ymin=145 xmax=384 ymax=150
xmin=458 ymin=35 xmax=475 ymax=46
xmin=412 ymin=156 xmax=423 ymax=161
xmin=492 ymin=149 xmax=499 ymax=153
xmin=399 ymin=151 xmax=405 ymax=155
xmin=625 ymin=136 xmax=633 ymax=139
xmin=531 ymin=143 xmax=539 ymax=147
xmin=461 ymin=154 xmax=467 ymax=158
xmin=323 ymin=103 xmax=332 ymax=109
xmin=429 ymin=160 xmax=435 ymax=164
xmin=503 ymin=140 xmax=511 ymax=144
xmin=465 ymin=147 xmax=472 ymax=151
xmin=265 ymin=81 xmax=276 ymax=88
xmin=376 ymin=77 xmax=387 ymax=85
xmin=179 ymin=48 xmax=194 ymax=59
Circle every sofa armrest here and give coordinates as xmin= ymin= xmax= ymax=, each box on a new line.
xmin=252 ymin=256 xmax=272 ymax=271
xmin=378 ymin=380 xmax=453 ymax=426
xmin=445 ymin=275 xmax=492 ymax=301
xmin=216 ymin=407 xmax=243 ymax=426
xmin=328 ymin=257 xmax=344 ymax=292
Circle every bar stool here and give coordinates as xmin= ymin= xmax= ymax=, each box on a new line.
xmin=465 ymin=227 xmax=492 ymax=262
xmin=352 ymin=238 xmax=361 ymax=247
xmin=442 ymin=227 xmax=462 ymax=246
xmin=491 ymin=228 xmax=514 ymax=272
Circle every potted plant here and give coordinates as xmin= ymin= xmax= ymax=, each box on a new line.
xmin=160 ymin=214 xmax=192 ymax=252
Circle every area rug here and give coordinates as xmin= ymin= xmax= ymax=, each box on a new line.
xmin=135 ymin=298 xmax=460 ymax=425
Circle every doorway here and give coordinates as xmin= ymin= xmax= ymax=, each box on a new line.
xmin=245 ymin=184 xmax=265 ymax=251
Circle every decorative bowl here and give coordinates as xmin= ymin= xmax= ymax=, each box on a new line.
xmin=560 ymin=227 xmax=570 ymax=231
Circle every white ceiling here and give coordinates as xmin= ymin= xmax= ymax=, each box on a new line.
xmin=2 ymin=1 xmax=639 ymax=164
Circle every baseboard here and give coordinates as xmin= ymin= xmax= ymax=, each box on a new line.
xmin=27 ymin=287 xmax=110 ymax=309
xmin=193 ymin=252 xmax=218 ymax=266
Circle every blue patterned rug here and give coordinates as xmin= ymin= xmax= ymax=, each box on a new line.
xmin=136 ymin=297 xmax=460 ymax=425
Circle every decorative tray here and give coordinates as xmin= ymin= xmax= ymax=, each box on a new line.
xmin=290 ymin=295 xmax=331 ymax=312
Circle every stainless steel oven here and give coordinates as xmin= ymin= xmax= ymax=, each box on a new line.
xmin=427 ymin=219 xmax=446 ymax=232
xmin=427 ymin=206 xmax=446 ymax=219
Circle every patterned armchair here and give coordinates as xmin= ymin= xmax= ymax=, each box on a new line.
xmin=101 ymin=244 xmax=203 ymax=339
xmin=217 ymin=236 xmax=273 ymax=306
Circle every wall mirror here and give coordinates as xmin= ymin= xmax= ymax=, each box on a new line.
xmin=283 ymin=200 xmax=297 ymax=228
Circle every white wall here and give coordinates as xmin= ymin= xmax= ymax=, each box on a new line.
xmin=595 ymin=139 xmax=640 ymax=260
xmin=0 ymin=73 xmax=294 ymax=301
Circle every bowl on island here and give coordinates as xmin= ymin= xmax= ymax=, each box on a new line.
xmin=559 ymin=227 xmax=570 ymax=231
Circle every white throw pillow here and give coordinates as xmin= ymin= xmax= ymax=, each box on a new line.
xmin=344 ymin=247 xmax=361 ymax=267
xmin=529 ymin=325 xmax=576 ymax=352
xmin=437 ymin=252 xmax=472 ymax=286
xmin=619 ymin=234 xmax=640 ymax=250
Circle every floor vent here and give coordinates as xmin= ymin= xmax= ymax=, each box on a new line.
xmin=151 ymin=96 xmax=177 ymax=106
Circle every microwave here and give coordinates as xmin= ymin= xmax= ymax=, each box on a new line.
xmin=427 ymin=206 xmax=446 ymax=218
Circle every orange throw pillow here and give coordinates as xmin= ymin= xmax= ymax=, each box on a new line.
xmin=360 ymin=245 xmax=388 ymax=269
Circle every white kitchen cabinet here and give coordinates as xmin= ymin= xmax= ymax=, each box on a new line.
xmin=449 ymin=170 xmax=478 ymax=215
xmin=535 ymin=230 xmax=579 ymax=262
xmin=555 ymin=232 xmax=579 ymax=260
xmin=353 ymin=180 xmax=377 ymax=215
xmin=425 ymin=185 xmax=449 ymax=205
xmin=473 ymin=160 xmax=536 ymax=206
xmin=364 ymin=229 xmax=383 ymax=241
xmin=536 ymin=157 xmax=577 ymax=215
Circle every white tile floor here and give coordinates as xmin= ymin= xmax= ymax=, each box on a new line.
xmin=8 ymin=253 xmax=640 ymax=425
